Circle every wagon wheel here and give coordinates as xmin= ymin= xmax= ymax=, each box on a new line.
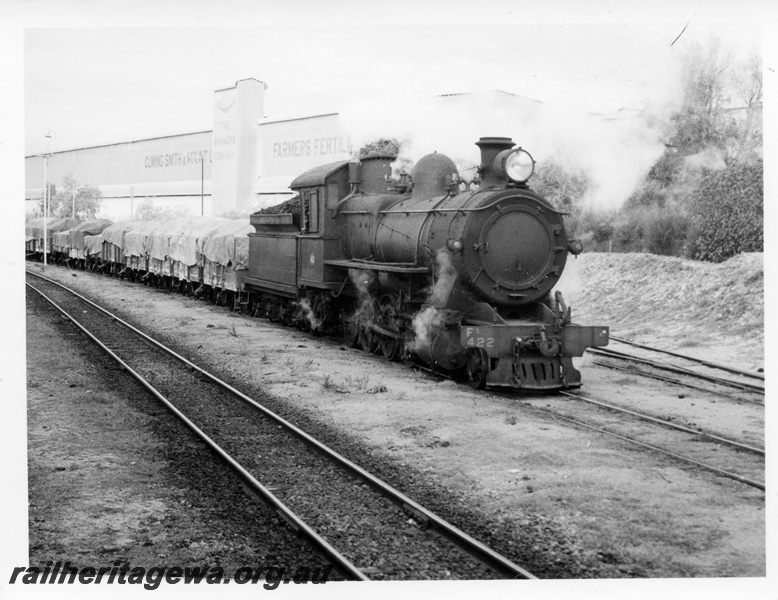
xmin=466 ymin=348 xmax=489 ymax=390
xmin=358 ymin=301 xmax=379 ymax=354
xmin=281 ymin=299 xmax=296 ymax=326
xmin=359 ymin=325 xmax=379 ymax=354
xmin=310 ymin=295 xmax=327 ymax=336
xmin=253 ymin=297 xmax=267 ymax=318
xmin=379 ymin=300 xmax=400 ymax=361
xmin=294 ymin=301 xmax=309 ymax=331
xmin=225 ymin=291 xmax=235 ymax=309
xmin=267 ymin=300 xmax=282 ymax=322
xmin=343 ymin=313 xmax=360 ymax=348
xmin=400 ymin=339 xmax=416 ymax=367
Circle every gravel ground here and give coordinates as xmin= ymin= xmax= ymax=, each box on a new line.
xmin=21 ymin=251 xmax=767 ymax=584
xmin=26 ymin=290 xmax=346 ymax=585
xmin=32 ymin=274 xmax=502 ymax=580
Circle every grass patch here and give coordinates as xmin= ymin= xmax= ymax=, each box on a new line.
xmin=622 ymin=326 xmax=656 ymax=337
xmin=677 ymin=339 xmax=701 ymax=348
xmin=321 ymin=375 xmax=349 ymax=394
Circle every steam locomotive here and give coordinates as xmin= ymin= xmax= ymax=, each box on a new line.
xmin=246 ymin=136 xmax=609 ymax=390
xmin=27 ymin=136 xmax=608 ymax=390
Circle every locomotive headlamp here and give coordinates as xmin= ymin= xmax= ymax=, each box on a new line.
xmin=494 ymin=147 xmax=535 ymax=183
xmin=567 ymin=239 xmax=584 ymax=256
xmin=447 ymin=238 xmax=464 ymax=252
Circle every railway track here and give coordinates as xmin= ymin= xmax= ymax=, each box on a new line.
xmin=26 ymin=270 xmax=537 ymax=581
xmin=403 ymin=343 xmax=765 ymax=492
xmin=587 ymin=338 xmax=765 ymax=400
xmin=508 ymin=388 xmax=765 ymax=492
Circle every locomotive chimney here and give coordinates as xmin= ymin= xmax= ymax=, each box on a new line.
xmin=476 ymin=137 xmax=515 ymax=187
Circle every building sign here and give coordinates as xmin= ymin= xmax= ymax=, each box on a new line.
xmin=260 ymin=114 xmax=353 ymax=179
xmin=271 ymin=135 xmax=350 ymax=159
xmin=144 ymin=150 xmax=210 ymax=169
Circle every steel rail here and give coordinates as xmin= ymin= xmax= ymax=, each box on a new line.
xmin=589 ymin=347 xmax=764 ymax=394
xmin=610 ymin=335 xmax=765 ymax=381
xmin=559 ymin=391 xmax=765 ymax=456
xmin=592 ymin=359 xmax=717 ymax=394
xmin=27 ymin=280 xmax=369 ymax=581
xmin=26 ymin=270 xmax=537 ymax=580
xmin=591 ymin=360 xmax=764 ymax=405
xmin=530 ymin=405 xmax=765 ymax=492
xmin=28 ymin=280 xmax=369 ymax=579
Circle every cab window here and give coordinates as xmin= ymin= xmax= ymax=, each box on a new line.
xmin=303 ymin=189 xmax=319 ymax=233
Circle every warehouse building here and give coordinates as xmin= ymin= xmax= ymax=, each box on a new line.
xmin=25 ymin=80 xmax=556 ymax=221
xmin=25 ymin=78 xmax=354 ymax=219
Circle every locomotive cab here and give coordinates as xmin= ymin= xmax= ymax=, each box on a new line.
xmin=248 ymin=159 xmax=352 ymax=294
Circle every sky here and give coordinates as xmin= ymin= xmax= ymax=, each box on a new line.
xmin=19 ymin=7 xmax=765 ymax=156
xmin=15 ymin=3 xmax=768 ymax=214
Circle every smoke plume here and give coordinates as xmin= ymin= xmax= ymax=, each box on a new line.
xmin=339 ymin=65 xmax=683 ymax=212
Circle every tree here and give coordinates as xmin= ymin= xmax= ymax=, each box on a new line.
xmin=669 ymin=38 xmax=736 ymax=157
xmin=531 ymin=160 xmax=590 ymax=213
xmin=731 ymin=52 xmax=763 ymax=162
xmin=38 ymin=174 xmax=103 ymax=220
xmin=617 ymin=38 xmax=763 ymax=259
xmin=135 ymin=199 xmax=191 ymax=221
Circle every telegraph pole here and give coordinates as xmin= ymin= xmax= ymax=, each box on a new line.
xmin=43 ymin=154 xmax=47 ymax=268
xmin=42 ymin=131 xmax=56 ymax=267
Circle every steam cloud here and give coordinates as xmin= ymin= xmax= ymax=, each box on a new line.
xmin=339 ymin=53 xmax=684 ymax=213
xmin=428 ymin=249 xmax=457 ymax=308
xmin=410 ymin=249 xmax=458 ymax=352
xmin=297 ymin=298 xmax=321 ymax=331
xmin=410 ymin=306 xmax=444 ymax=353
xmin=347 ymin=268 xmax=376 ymax=328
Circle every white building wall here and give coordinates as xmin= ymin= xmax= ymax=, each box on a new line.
xmin=211 ymin=78 xmax=266 ymax=216
xmin=249 ymin=112 xmax=352 ymax=212
xmin=26 ymin=131 xmax=213 ymax=221
xmin=25 ymin=80 xmax=352 ymax=219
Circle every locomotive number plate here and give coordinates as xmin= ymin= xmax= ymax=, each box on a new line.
xmin=463 ymin=327 xmax=495 ymax=349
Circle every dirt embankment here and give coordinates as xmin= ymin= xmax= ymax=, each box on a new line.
xmin=561 ymin=252 xmax=764 ymax=371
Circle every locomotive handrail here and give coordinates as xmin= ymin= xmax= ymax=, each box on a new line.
xmin=324 ymin=258 xmax=430 ymax=274
xmin=377 ymin=199 xmax=568 ymax=216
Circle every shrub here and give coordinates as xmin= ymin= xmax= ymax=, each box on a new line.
xmin=642 ymin=206 xmax=690 ymax=256
xmin=532 ymin=160 xmax=590 ymax=213
xmin=611 ymin=210 xmax=645 ymax=252
xmin=568 ymin=210 xmax=615 ymax=252
xmin=687 ymin=159 xmax=763 ymax=262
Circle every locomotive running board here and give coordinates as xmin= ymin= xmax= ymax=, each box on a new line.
xmin=325 ymin=259 xmax=430 ymax=274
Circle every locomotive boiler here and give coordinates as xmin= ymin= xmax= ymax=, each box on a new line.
xmin=246 ymin=136 xmax=609 ymax=390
